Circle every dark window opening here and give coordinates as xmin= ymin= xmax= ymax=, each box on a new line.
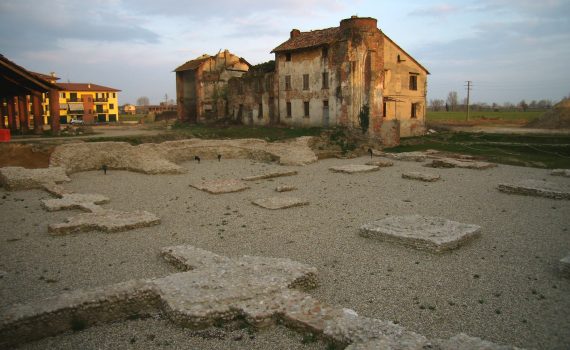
xmin=285 ymin=53 xmax=291 ymax=61
xmin=411 ymin=103 xmax=419 ymax=118
xmin=383 ymin=102 xmax=387 ymax=118
xmin=322 ymin=47 xmax=328 ymax=58
xmin=285 ymin=75 xmax=291 ymax=90
xmin=409 ymin=75 xmax=418 ymax=91
xmin=304 ymin=101 xmax=310 ymax=118
xmin=109 ymin=104 xmax=114 ymax=110
xmin=322 ymin=72 xmax=329 ymax=89
xmin=303 ymin=74 xmax=309 ymax=90
xmin=258 ymin=103 xmax=263 ymax=119
xmin=286 ymin=101 xmax=292 ymax=117
xmin=323 ymin=100 xmax=329 ymax=108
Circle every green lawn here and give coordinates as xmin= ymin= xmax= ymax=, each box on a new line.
xmin=385 ymin=132 xmax=570 ymax=168
xmin=427 ymin=111 xmax=544 ymax=123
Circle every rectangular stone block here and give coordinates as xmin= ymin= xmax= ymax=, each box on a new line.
xmin=360 ymin=215 xmax=481 ymax=253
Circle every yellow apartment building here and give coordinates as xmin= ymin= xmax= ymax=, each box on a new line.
xmin=43 ymin=83 xmax=120 ymax=124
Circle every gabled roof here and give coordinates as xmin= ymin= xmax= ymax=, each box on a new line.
xmin=174 ymin=56 xmax=212 ymax=72
xmin=384 ymin=35 xmax=430 ymax=75
xmin=0 ymin=54 xmax=61 ymax=96
xmin=271 ymin=27 xmax=339 ymax=53
xmin=57 ymin=83 xmax=121 ymax=92
xmin=30 ymin=71 xmax=60 ymax=81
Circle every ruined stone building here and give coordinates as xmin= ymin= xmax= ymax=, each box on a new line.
xmin=176 ymin=16 xmax=428 ymax=145
xmin=175 ymin=50 xmax=251 ymax=123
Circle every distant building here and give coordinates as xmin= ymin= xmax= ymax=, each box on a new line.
xmin=175 ymin=50 xmax=251 ymax=123
xmin=51 ymin=83 xmax=121 ymax=124
xmin=122 ymin=104 xmax=136 ymax=115
xmin=175 ymin=16 xmax=429 ymax=146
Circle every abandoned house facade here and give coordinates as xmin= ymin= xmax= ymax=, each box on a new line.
xmin=175 ymin=16 xmax=429 ymax=145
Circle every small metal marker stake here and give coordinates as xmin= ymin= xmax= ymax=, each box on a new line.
xmin=217 ymin=154 xmax=222 ymax=162
xmin=194 ymin=156 xmax=200 ymax=163
xmin=102 ymin=164 xmax=107 ymax=175
xmin=368 ymin=148 xmax=373 ymax=158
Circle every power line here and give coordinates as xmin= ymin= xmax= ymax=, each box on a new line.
xmin=465 ymin=80 xmax=472 ymax=121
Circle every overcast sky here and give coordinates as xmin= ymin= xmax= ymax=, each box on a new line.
xmin=1 ymin=0 xmax=569 ymax=105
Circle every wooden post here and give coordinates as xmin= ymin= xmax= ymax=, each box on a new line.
xmin=7 ymin=97 xmax=16 ymax=132
xmin=18 ymin=96 xmax=29 ymax=133
xmin=0 ymin=98 xmax=6 ymax=128
xmin=31 ymin=92 xmax=44 ymax=134
xmin=49 ymin=89 xmax=60 ymax=134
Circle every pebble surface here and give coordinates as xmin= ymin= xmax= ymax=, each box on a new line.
xmin=0 ymin=156 xmax=569 ymax=349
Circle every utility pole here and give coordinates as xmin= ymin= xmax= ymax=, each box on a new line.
xmin=465 ymin=81 xmax=472 ymax=121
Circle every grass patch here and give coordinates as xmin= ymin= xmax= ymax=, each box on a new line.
xmin=427 ymin=111 xmax=544 ymax=123
xmin=385 ymin=132 xmax=570 ymax=169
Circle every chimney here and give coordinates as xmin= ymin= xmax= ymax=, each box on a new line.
xmin=290 ymin=29 xmax=301 ymax=38
xmin=88 ymin=83 xmax=91 ymax=89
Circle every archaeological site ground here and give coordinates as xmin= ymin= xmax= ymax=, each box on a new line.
xmin=0 ymin=135 xmax=569 ymax=350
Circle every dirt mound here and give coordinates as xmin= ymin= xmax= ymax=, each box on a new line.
xmin=0 ymin=144 xmax=53 ymax=168
xmin=525 ymin=98 xmax=570 ymax=129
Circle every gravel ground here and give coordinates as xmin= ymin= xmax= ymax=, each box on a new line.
xmin=1 ymin=156 xmax=569 ymax=349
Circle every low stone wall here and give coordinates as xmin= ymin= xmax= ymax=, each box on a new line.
xmin=49 ymin=137 xmax=318 ymax=174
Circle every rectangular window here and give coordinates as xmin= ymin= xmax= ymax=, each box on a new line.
xmin=285 ymin=75 xmax=291 ymax=90
xmin=304 ymin=101 xmax=310 ymax=118
xmin=383 ymin=102 xmax=387 ymax=118
xmin=411 ymin=103 xmax=418 ymax=118
xmin=112 ymin=93 xmax=116 ymax=98
xmin=285 ymin=53 xmax=291 ymax=61
xmin=286 ymin=101 xmax=292 ymax=117
xmin=258 ymin=103 xmax=263 ymax=119
xmin=59 ymin=92 xmax=66 ymax=99
xmin=322 ymin=72 xmax=329 ymax=89
xmin=303 ymin=74 xmax=309 ymax=90
xmin=322 ymin=47 xmax=328 ymax=59
xmin=409 ymin=74 xmax=418 ymax=91
xmin=323 ymin=100 xmax=329 ymax=108
xmin=109 ymin=104 xmax=114 ymax=110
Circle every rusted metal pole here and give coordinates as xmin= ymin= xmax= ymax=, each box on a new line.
xmin=31 ymin=92 xmax=44 ymax=134
xmin=48 ymin=89 xmax=60 ymax=134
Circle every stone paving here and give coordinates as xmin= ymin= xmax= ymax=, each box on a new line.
xmin=0 ymin=166 xmax=70 ymax=190
xmin=329 ymin=165 xmax=380 ymax=174
xmin=365 ymin=159 xmax=394 ymax=167
xmin=0 ymin=245 xmax=520 ymax=350
xmin=497 ymin=180 xmax=570 ymax=200
xmin=41 ymin=193 xmax=110 ymax=212
xmin=375 ymin=151 xmax=428 ymax=162
xmin=252 ymin=196 xmax=309 ymax=210
xmin=276 ymin=185 xmax=297 ymax=192
xmin=551 ymin=169 xmax=570 ymax=177
xmin=360 ymin=215 xmax=481 ymax=253
xmin=48 ymin=209 xmax=161 ymax=235
xmin=190 ymin=179 xmax=250 ymax=194
xmin=242 ymin=170 xmax=298 ymax=181
xmin=428 ymin=158 xmax=496 ymax=170
xmin=402 ymin=171 xmax=441 ymax=182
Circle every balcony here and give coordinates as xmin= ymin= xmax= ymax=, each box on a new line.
xmin=94 ymin=97 xmax=108 ymax=103
xmin=67 ymin=97 xmax=80 ymax=102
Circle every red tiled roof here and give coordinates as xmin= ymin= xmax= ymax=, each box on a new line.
xmin=271 ymin=27 xmax=339 ymax=53
xmin=57 ymin=83 xmax=120 ymax=92
xmin=30 ymin=71 xmax=60 ymax=81
xmin=174 ymin=56 xmax=211 ymax=72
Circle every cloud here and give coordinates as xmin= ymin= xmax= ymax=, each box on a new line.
xmin=409 ymin=3 xmax=459 ymax=17
xmin=0 ymin=0 xmax=159 ymax=55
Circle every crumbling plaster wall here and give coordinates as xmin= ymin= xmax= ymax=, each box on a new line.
xmin=382 ymin=38 xmax=427 ymax=137
xmin=276 ymin=48 xmax=339 ymax=128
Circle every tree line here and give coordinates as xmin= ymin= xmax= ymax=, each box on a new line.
xmin=429 ymin=91 xmax=555 ymax=112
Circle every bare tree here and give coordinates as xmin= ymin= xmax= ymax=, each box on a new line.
xmin=518 ymin=100 xmax=529 ymax=112
xmin=136 ymin=96 xmax=150 ymax=106
xmin=446 ymin=91 xmax=458 ymax=111
xmin=429 ymin=99 xmax=445 ymax=111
